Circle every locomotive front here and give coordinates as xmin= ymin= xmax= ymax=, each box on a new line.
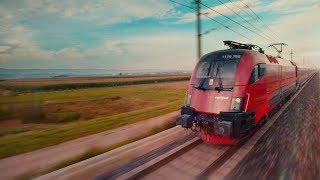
xmin=176 ymin=49 xmax=255 ymax=144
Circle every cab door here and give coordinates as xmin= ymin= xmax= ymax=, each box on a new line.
xmin=246 ymin=65 xmax=258 ymax=111
xmin=246 ymin=64 xmax=267 ymax=123
xmin=254 ymin=64 xmax=267 ymax=105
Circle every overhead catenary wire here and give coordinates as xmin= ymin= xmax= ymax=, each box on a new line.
xmin=170 ymin=0 xmax=298 ymax=60
xmin=218 ymin=0 xmax=275 ymax=41
xmin=225 ymin=0 xmax=292 ymax=57
xmin=168 ymin=0 xmax=195 ymax=10
xmin=229 ymin=0 xmax=280 ymax=42
xmin=238 ymin=0 xmax=282 ymax=41
xmin=203 ymin=13 xmax=252 ymax=40
xmin=168 ymin=0 xmax=252 ymax=40
xmin=200 ymin=1 xmax=274 ymax=44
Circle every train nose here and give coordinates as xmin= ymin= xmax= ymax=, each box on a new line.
xmin=191 ymin=90 xmax=232 ymax=114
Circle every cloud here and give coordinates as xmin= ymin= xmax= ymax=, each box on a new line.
xmin=0 ymin=13 xmax=197 ymax=69
xmin=23 ymin=0 xmax=175 ymax=25
xmin=0 ymin=28 xmax=197 ymax=69
xmin=101 ymin=32 xmax=197 ymax=70
xmin=0 ymin=0 xmax=178 ymax=67
xmin=257 ymin=0 xmax=319 ymax=13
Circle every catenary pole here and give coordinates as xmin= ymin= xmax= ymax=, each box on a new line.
xmin=195 ymin=0 xmax=201 ymax=60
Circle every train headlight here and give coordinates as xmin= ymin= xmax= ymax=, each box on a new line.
xmin=185 ymin=93 xmax=192 ymax=106
xmin=230 ymin=97 xmax=244 ymax=112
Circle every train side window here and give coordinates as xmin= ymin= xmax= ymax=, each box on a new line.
xmin=258 ymin=64 xmax=266 ymax=78
xmin=249 ymin=65 xmax=259 ymax=84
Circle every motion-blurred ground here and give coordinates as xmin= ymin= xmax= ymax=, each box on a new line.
xmin=228 ymin=74 xmax=320 ymax=179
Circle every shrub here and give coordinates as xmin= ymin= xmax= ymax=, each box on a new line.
xmin=22 ymin=102 xmax=46 ymax=123
xmin=46 ymin=112 xmax=80 ymax=123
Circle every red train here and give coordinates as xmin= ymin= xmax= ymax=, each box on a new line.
xmin=176 ymin=41 xmax=317 ymax=145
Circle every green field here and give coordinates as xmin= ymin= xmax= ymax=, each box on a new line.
xmin=0 ymin=83 xmax=186 ymax=159
xmin=0 ymin=84 xmax=184 ymax=104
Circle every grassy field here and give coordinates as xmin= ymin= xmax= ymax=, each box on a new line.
xmin=0 ymin=100 xmax=183 ymax=159
xmin=0 ymin=80 xmax=188 ymax=159
xmin=0 ymin=83 xmax=185 ymax=104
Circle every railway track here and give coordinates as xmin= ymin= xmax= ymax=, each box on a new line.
xmin=95 ymin=73 xmax=316 ymax=180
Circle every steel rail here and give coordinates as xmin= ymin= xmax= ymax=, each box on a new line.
xmin=128 ymin=138 xmax=203 ymax=180
xmin=95 ymin=133 xmax=200 ymax=180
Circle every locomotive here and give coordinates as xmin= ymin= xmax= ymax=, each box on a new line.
xmin=176 ymin=41 xmax=317 ymax=144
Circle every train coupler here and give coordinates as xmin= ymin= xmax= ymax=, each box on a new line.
xmin=176 ymin=106 xmax=195 ymax=128
xmin=176 ymin=114 xmax=193 ymax=128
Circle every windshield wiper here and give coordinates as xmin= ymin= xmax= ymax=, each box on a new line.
xmin=215 ymin=65 xmax=224 ymax=92
xmin=215 ymin=87 xmax=233 ymax=91
xmin=194 ymin=86 xmax=206 ymax=91
xmin=196 ymin=62 xmax=215 ymax=91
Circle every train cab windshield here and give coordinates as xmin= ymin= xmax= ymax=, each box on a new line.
xmin=194 ymin=55 xmax=240 ymax=91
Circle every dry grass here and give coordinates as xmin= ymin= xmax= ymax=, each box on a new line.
xmin=44 ymin=96 xmax=158 ymax=121
xmin=0 ymin=96 xmax=158 ymax=126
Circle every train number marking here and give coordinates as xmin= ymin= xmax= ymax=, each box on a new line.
xmin=222 ymin=55 xmax=241 ymax=59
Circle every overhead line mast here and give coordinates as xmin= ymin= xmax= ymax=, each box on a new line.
xmin=169 ymin=0 xmax=251 ymax=59
xmin=169 ymin=0 xmax=291 ymax=59
xmin=196 ymin=0 xmax=201 ymax=60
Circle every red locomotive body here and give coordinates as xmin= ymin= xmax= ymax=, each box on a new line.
xmin=176 ymin=41 xmax=316 ymax=145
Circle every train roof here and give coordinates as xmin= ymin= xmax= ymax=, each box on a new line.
xmin=220 ymin=40 xmax=295 ymax=67
xmin=202 ymin=48 xmax=295 ymax=67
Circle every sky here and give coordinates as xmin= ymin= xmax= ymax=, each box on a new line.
xmin=0 ymin=0 xmax=319 ymax=70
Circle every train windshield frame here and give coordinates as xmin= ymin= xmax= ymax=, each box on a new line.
xmin=194 ymin=55 xmax=240 ymax=91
